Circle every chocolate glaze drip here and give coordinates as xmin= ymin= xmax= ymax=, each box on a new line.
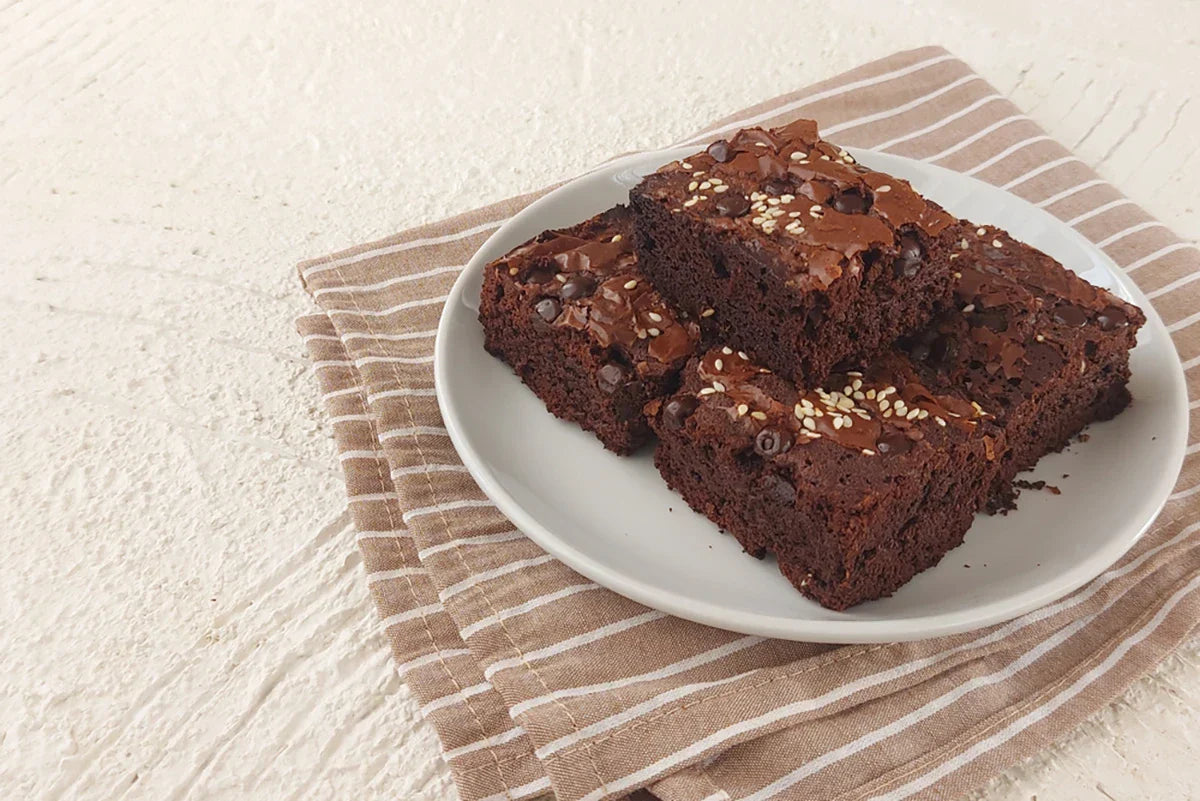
xmin=691 ymin=347 xmax=986 ymax=457
xmin=495 ymin=207 xmax=698 ymax=365
xmin=642 ymin=118 xmax=955 ymax=291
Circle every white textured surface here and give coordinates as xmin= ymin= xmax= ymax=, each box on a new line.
xmin=1 ymin=2 xmax=1197 ymax=799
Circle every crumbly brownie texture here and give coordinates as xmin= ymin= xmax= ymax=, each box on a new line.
xmin=900 ymin=223 xmax=1145 ymax=508
xmin=648 ymin=348 xmax=1003 ymax=610
xmin=630 ymin=118 xmax=958 ymax=385
xmin=480 ymin=206 xmax=700 ymax=454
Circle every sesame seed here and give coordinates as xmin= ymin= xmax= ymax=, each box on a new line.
xmin=780 ymin=194 xmax=795 ymax=202
xmin=722 ymin=346 xmax=733 ymax=355
xmin=699 ymin=387 xmax=715 ymax=395
xmin=750 ymin=192 xmax=764 ymax=200
xmin=842 ymin=385 xmax=853 ymax=395
xmin=611 ymin=234 xmax=623 ymax=242
xmin=788 ymin=211 xmax=802 ymax=217
xmin=798 ymin=159 xmax=810 ymax=164
xmin=768 ymin=198 xmax=780 ymax=205
xmin=837 ymin=398 xmax=854 ymax=411
xmin=847 ymin=371 xmax=863 ymax=377
xmin=876 ymin=185 xmax=891 ymax=193
xmin=790 ymin=151 xmax=807 ymax=160
xmin=710 ymin=178 xmax=724 ymax=185
xmin=755 ymin=142 xmax=767 ymax=147
xmin=699 ymin=181 xmax=712 ymax=190
xmin=648 ymin=327 xmax=661 ymax=336
xmin=883 ymin=409 xmax=893 ymax=418
xmin=647 ymin=311 xmax=663 ymax=322
xmin=820 ymin=154 xmax=831 ymax=161
xmin=810 ymin=204 xmax=823 ymax=212
xmin=813 ymin=408 xmax=824 ymax=417
xmin=750 ymin=411 xmax=768 ymax=421
xmin=953 ymin=270 xmax=962 ymax=277
xmin=962 ymin=304 xmax=976 ymax=313
xmin=698 ymin=195 xmax=708 ymax=201
xmin=936 ymin=417 xmax=947 ymax=426
xmin=1081 ymin=359 xmax=1087 ymax=373
xmin=684 ymin=197 xmax=699 ymax=207
xmin=794 ymin=404 xmax=804 ymax=419
xmin=906 ymin=408 xmax=920 ymax=420
xmin=738 ymin=351 xmax=749 ymax=360
xmin=992 ymin=239 xmax=1003 ymax=249
xmin=853 ymin=391 xmax=865 ymax=401
xmin=555 ymin=273 xmax=567 ymax=282
xmin=508 ymin=266 xmax=519 ymax=275
xmin=865 ymin=389 xmax=876 ymax=400
xmin=842 ymin=415 xmax=853 ymax=428
xmin=917 ymin=409 xmax=929 ymax=419
xmin=976 ymin=227 xmax=987 ymax=236
xmin=802 ymin=417 xmax=817 ymax=431
xmin=752 ymin=216 xmax=765 ymax=224
xmin=623 ymin=279 xmax=638 ymax=290
xmin=637 ymin=330 xmax=647 ymax=339
xmin=688 ymin=181 xmax=698 ymax=191
xmin=842 ymin=155 xmax=855 ymax=163
xmin=737 ymin=403 xmax=749 ymax=416
xmin=879 ymin=399 xmax=890 ymax=411
xmin=701 ymin=308 xmax=715 ymax=318
xmin=712 ymin=381 xmax=725 ymax=392
xmin=950 ymin=254 xmax=960 ymax=261
xmin=960 ymin=239 xmax=970 ymax=249
xmin=681 ymin=161 xmax=692 ymax=169
xmin=800 ymin=398 xmax=814 ymax=409
xmin=852 ymin=379 xmax=863 ymax=390
xmin=714 ymin=358 xmax=724 ymax=370
xmin=862 ymin=449 xmax=875 ymax=456
xmin=693 ymin=171 xmax=705 ymax=177
xmin=713 ymin=185 xmax=729 ymax=193
xmin=833 ymin=417 xmax=844 ymax=430
xmin=1036 ymin=334 xmax=1045 ymax=342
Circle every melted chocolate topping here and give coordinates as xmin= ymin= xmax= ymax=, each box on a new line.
xmin=494 ymin=207 xmax=699 ymax=365
xmin=690 ymin=347 xmax=986 ymax=458
xmin=642 ymin=118 xmax=955 ymax=291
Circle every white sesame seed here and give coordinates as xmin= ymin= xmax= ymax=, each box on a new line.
xmin=710 ymin=178 xmax=724 ymax=185
xmin=800 ymin=398 xmax=814 ymax=409
xmin=737 ymin=403 xmax=749 ymax=416
xmin=752 ymin=216 xmax=765 ymax=224
xmin=750 ymin=411 xmax=768 ymax=421
xmin=960 ymin=239 xmax=970 ymax=249
xmin=713 ymin=184 xmax=729 ymax=192
xmin=961 ymin=304 xmax=976 ymax=313
xmin=883 ymin=410 xmax=893 ymax=418
xmin=555 ymin=273 xmax=567 ymax=282
xmin=788 ymin=211 xmax=802 ymax=218
xmin=820 ymin=154 xmax=831 ymax=161
xmin=936 ymin=417 xmax=947 ymax=426
xmin=648 ymin=327 xmax=661 ymax=336
xmin=853 ymin=391 xmax=865 ymax=401
xmin=794 ymin=404 xmax=805 ymax=419
xmin=866 ymin=389 xmax=876 ymax=400
xmin=852 ymin=379 xmax=863 ymax=390
xmin=647 ymin=311 xmax=663 ymax=322
xmin=611 ymin=234 xmax=623 ymax=242
xmin=1081 ymin=359 xmax=1087 ymax=373
xmin=843 ymin=385 xmax=853 ymax=395
xmin=699 ymin=181 xmax=712 ymax=190
xmin=906 ymin=408 xmax=920 ymax=420
xmin=688 ymin=181 xmax=698 ymax=191
xmin=802 ymin=417 xmax=816 ymax=431
xmin=699 ymin=387 xmax=715 ymax=395
xmin=681 ymin=161 xmax=692 ymax=169
xmin=862 ymin=448 xmax=876 ymax=456
xmin=992 ymin=239 xmax=1003 ymax=248
xmin=684 ymin=197 xmax=699 ymax=207
xmin=842 ymin=155 xmax=855 ymax=163
xmin=714 ymin=358 xmax=724 ymax=370
xmin=810 ymin=204 xmax=823 ymax=212
xmin=637 ymin=330 xmax=647 ymax=339
xmin=917 ymin=409 xmax=929 ymax=419
xmin=976 ymin=227 xmax=987 ymax=236
xmin=833 ymin=417 xmax=844 ymax=430
xmin=701 ymin=308 xmax=715 ymax=318
xmin=1036 ymin=334 xmax=1045 ymax=342
xmin=790 ymin=151 xmax=807 ymax=160
xmin=878 ymin=399 xmax=890 ymax=411
xmin=843 ymin=415 xmax=854 ymax=428
xmin=780 ymin=194 xmax=795 ymax=202
xmin=722 ymin=346 xmax=733 ymax=355
xmin=693 ymin=171 xmax=705 ymax=177
xmin=508 ymin=266 xmax=519 ymax=275
xmin=768 ymin=198 xmax=780 ymax=205
xmin=712 ymin=381 xmax=725 ymax=392
xmin=738 ymin=351 xmax=749 ymax=360
xmin=876 ymin=185 xmax=891 ymax=193
xmin=623 ymin=279 xmax=638 ymax=290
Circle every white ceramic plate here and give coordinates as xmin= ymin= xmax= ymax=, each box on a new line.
xmin=435 ymin=146 xmax=1188 ymax=643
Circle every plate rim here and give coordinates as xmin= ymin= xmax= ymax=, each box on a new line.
xmin=434 ymin=145 xmax=1189 ymax=642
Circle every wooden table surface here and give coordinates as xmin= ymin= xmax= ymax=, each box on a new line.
xmin=3 ymin=2 xmax=1197 ymax=799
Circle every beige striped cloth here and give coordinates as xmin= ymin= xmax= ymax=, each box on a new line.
xmin=296 ymin=46 xmax=1200 ymax=801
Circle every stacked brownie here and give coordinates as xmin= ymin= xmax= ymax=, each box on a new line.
xmin=479 ymin=118 xmax=1143 ymax=609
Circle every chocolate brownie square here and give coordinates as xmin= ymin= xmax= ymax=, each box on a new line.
xmin=630 ymin=118 xmax=958 ymax=385
xmin=480 ymin=206 xmax=700 ymax=454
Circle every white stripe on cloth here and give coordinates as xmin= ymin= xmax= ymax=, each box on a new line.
xmin=1170 ymin=483 xmax=1200 ymax=502
xmin=355 ymin=528 xmax=410 ymax=541
xmin=420 ymin=681 xmax=492 ymax=715
xmin=354 ymin=354 xmax=436 ymax=366
xmin=380 ymin=603 xmax=442 ymax=629
xmin=302 ymin=220 xmax=503 ymax=280
xmin=822 ymin=75 xmax=984 ymax=137
xmin=379 ymin=425 xmax=450 ymax=441
xmin=321 ymin=386 xmax=363 ymax=401
xmin=736 ymin=614 xmax=1097 ymax=801
xmin=341 ymin=328 xmax=437 ymax=343
xmin=339 ymin=450 xmax=381 ymax=462
xmin=1145 ymin=270 xmax=1200 ymax=300
xmin=484 ymin=611 xmax=668 ymax=681
xmin=536 ymin=518 xmax=1200 ymax=761
xmin=439 ymin=554 xmax=558 ymax=601
xmin=922 ymin=114 xmax=1029 ymax=166
xmin=327 ymin=413 xmax=373 ymax=424
xmin=366 ymin=566 xmax=427 ymax=585
xmin=1035 ymin=179 xmax=1107 ymax=209
xmin=1167 ymin=310 xmax=1200 ymax=333
xmin=963 ymin=135 xmax=1057 ymax=176
xmin=369 ymin=387 xmax=438 ymax=401
xmin=1183 ymin=354 xmax=1200 ymax=371
xmin=402 ymin=498 xmax=496 ymax=525
xmin=443 ymin=725 xmax=528 ymax=760
xmin=348 ymin=491 xmax=400 ymax=503
xmin=392 ymin=463 xmax=469 ymax=478
xmin=1096 ymin=220 xmax=1168 ymax=248
xmin=326 ymin=294 xmax=449 ymax=318
xmin=459 ymin=582 xmax=601 ymax=640
xmin=866 ymin=573 xmax=1200 ymax=801
xmin=310 ymin=264 xmax=464 ymax=297
xmin=998 ymin=154 xmax=1079 ymax=191
xmin=510 ymin=635 xmax=764 ymax=717
xmin=1124 ymin=241 xmax=1199 ymax=272
xmin=678 ymin=52 xmax=960 ymax=146
xmin=395 ymin=648 xmax=472 ymax=674
xmin=1066 ymin=198 xmax=1136 ymax=227
xmin=418 ymin=530 xmax=528 ymax=560
xmin=871 ymin=94 xmax=1004 ymax=152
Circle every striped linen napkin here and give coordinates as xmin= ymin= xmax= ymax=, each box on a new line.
xmin=296 ymin=46 xmax=1200 ymax=801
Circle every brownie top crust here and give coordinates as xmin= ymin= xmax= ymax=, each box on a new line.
xmin=635 ymin=118 xmax=956 ymax=291
xmin=490 ymin=206 xmax=698 ymax=366
xmin=659 ymin=347 xmax=995 ymax=462
xmin=900 ymin=223 xmax=1145 ymax=404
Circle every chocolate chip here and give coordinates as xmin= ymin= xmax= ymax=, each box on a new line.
xmin=830 ymin=189 xmax=869 ymax=214
xmin=596 ymin=363 xmax=626 ymax=394
xmin=560 ymin=273 xmax=596 ymax=300
xmin=762 ymin=178 xmax=792 ymax=196
xmin=895 ymin=233 xmax=923 ymax=277
xmin=706 ymin=139 xmax=732 ymax=163
xmin=754 ymin=426 xmax=794 ymax=457
xmin=1051 ymin=304 xmax=1088 ymax=327
xmin=662 ymin=396 xmax=698 ymax=429
xmin=1097 ymin=305 xmax=1128 ymax=330
xmin=876 ymin=432 xmax=913 ymax=456
xmin=714 ymin=193 xmax=751 ymax=218
xmin=534 ymin=298 xmax=560 ymax=323
xmin=761 ymin=473 xmax=795 ymax=505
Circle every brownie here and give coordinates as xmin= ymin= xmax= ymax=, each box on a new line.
xmin=479 ymin=206 xmax=700 ymax=454
xmin=648 ymin=348 xmax=1005 ymax=610
xmin=900 ymin=222 xmax=1145 ymax=508
xmin=630 ymin=118 xmax=959 ymax=385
